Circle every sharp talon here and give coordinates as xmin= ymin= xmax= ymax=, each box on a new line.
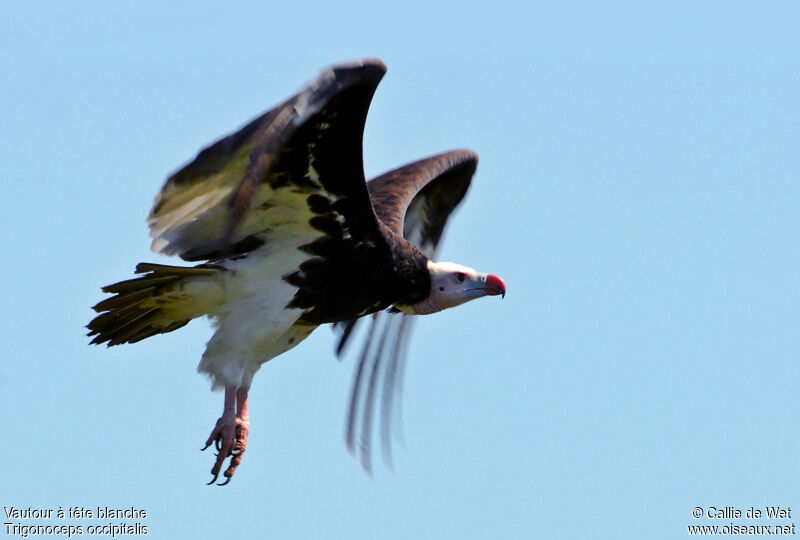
xmin=203 ymin=387 xmax=249 ymax=483
xmin=201 ymin=444 xmax=210 ymax=451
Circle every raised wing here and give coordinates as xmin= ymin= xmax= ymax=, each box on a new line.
xmin=368 ymin=149 xmax=477 ymax=256
xmin=148 ymin=58 xmax=387 ymax=262
xmin=335 ymin=150 xmax=479 ymax=472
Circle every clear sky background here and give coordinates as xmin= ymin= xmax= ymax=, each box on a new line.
xmin=2 ymin=2 xmax=799 ymax=538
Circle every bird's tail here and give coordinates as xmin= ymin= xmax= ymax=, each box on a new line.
xmin=87 ymin=262 xmax=226 ymax=346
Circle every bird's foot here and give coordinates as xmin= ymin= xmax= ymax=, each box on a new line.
xmin=202 ymin=416 xmax=250 ymax=485
xmin=201 ymin=385 xmax=250 ymax=485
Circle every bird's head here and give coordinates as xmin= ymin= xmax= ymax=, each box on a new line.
xmin=403 ymin=261 xmax=506 ymax=315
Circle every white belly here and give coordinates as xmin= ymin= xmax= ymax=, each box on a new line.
xmin=196 ymin=234 xmax=318 ymax=390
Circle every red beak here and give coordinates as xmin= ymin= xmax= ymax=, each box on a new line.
xmin=485 ymin=274 xmax=506 ymax=298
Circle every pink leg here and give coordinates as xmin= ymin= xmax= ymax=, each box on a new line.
xmin=201 ymin=385 xmax=250 ymax=485
xmin=222 ymin=387 xmax=250 ymax=484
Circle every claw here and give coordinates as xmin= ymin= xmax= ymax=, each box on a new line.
xmin=203 ymin=385 xmax=250 ymax=485
xmin=201 ymin=436 xmax=218 ymax=452
xmin=219 ymin=421 xmax=249 ymax=483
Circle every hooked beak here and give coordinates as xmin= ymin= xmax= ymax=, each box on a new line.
xmin=484 ymin=274 xmax=506 ymax=298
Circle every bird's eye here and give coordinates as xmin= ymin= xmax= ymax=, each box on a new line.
xmin=456 ymin=272 xmax=465 ymax=283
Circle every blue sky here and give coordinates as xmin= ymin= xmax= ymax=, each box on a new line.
xmin=2 ymin=2 xmax=799 ymax=538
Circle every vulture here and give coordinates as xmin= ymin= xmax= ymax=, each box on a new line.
xmin=87 ymin=58 xmax=506 ymax=484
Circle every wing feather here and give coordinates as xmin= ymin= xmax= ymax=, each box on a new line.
xmin=339 ymin=311 xmax=414 ymax=473
xmin=368 ymin=149 xmax=477 ymax=256
xmin=148 ymin=58 xmax=387 ymax=261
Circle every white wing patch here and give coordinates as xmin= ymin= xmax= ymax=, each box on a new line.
xmin=149 ymin=185 xmax=235 ymax=255
xmin=148 ymin=148 xmax=251 ymax=257
xmin=147 ymin=77 xmax=337 ymax=259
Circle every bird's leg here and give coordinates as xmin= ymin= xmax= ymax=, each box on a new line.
xmin=202 ymin=385 xmax=239 ymax=485
xmin=219 ymin=387 xmax=250 ymax=485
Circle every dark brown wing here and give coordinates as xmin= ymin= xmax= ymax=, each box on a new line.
xmin=148 ymin=58 xmax=387 ymax=261
xmin=368 ymin=149 xmax=478 ymax=256
xmin=334 ymin=150 xmax=479 ymax=472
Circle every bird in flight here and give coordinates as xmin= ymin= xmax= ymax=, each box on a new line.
xmin=87 ymin=58 xmax=505 ymax=484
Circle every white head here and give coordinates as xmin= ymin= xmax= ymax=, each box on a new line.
xmin=403 ymin=261 xmax=506 ymax=315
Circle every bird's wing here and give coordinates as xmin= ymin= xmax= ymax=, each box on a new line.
xmin=334 ymin=150 xmax=478 ymax=471
xmin=148 ymin=58 xmax=387 ymax=262
xmin=368 ymin=149 xmax=478 ymax=257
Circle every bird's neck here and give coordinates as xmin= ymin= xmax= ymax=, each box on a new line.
xmin=389 ymin=238 xmax=431 ymax=309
